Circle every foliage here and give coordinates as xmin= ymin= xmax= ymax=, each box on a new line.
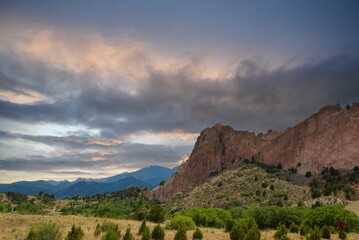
xmin=306 ymin=172 xmax=312 ymax=177
xmin=180 ymin=208 xmax=232 ymax=228
xmin=61 ymin=187 xmax=158 ymax=220
xmin=247 ymin=205 xmax=303 ymax=229
xmin=166 ymin=215 xmax=196 ymax=231
xmin=149 ymin=205 xmax=166 ymax=223
xmin=274 ymin=224 xmax=289 ymax=240
xmin=141 ymin=226 xmax=151 ymax=240
xmin=321 ymin=225 xmax=331 ymax=239
xmin=151 ymin=224 xmax=165 ymax=240
xmin=289 ymin=223 xmax=299 ymax=233
xmin=192 ymin=228 xmax=203 ymax=240
xmin=65 ymin=224 xmax=84 ymax=240
xmin=0 ymin=201 xmax=12 ymax=213
xmin=245 ymin=223 xmax=260 ymax=240
xmin=25 ymin=228 xmax=39 ymax=240
xmin=101 ymin=229 xmax=121 ymax=240
xmin=229 ymin=207 xmax=248 ymax=219
xmin=338 ymin=230 xmax=347 ymax=239
xmin=123 ymin=227 xmax=135 ymax=240
xmin=306 ymin=226 xmax=322 ymax=240
xmin=173 ymin=224 xmax=187 ymax=240
xmin=138 ymin=219 xmax=147 ymax=235
xmin=230 ymin=221 xmax=246 ymax=240
xmin=300 ymin=224 xmax=309 ymax=236
xmin=303 ymin=205 xmax=359 ymax=232
xmin=230 ymin=218 xmax=260 ymax=240
xmin=29 ymin=222 xmax=62 ymax=240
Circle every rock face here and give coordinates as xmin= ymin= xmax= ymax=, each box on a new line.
xmin=149 ymin=103 xmax=359 ymax=202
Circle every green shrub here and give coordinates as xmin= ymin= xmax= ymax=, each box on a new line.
xmin=138 ymin=220 xmax=147 ymax=235
xmin=192 ymin=228 xmax=203 ymax=240
xmin=338 ymin=230 xmax=346 ymax=239
xmin=123 ymin=227 xmax=134 ymax=240
xmin=151 ymin=224 xmax=165 ymax=240
xmin=30 ymin=222 xmax=62 ymax=240
xmin=65 ymin=224 xmax=84 ymax=240
xmin=25 ymin=228 xmax=39 ymax=240
xmin=245 ymin=224 xmax=260 ymax=240
xmin=289 ymin=223 xmax=299 ymax=233
xmin=149 ymin=206 xmax=166 ymax=223
xmin=274 ymin=224 xmax=288 ymax=240
xmin=181 ymin=208 xmax=232 ymax=228
xmin=306 ymin=226 xmax=321 ymax=240
xmin=303 ymin=205 xmax=359 ymax=232
xmin=230 ymin=221 xmax=245 ymax=240
xmin=100 ymin=222 xmax=120 ymax=233
xmin=166 ymin=215 xmax=196 ymax=231
xmin=174 ymin=225 xmax=187 ymax=240
xmin=306 ymin=171 xmax=312 ymax=177
xmin=321 ymin=225 xmax=330 ymax=239
xmin=101 ymin=229 xmax=121 ymax=240
xmin=299 ymin=224 xmax=309 ymax=236
xmin=141 ymin=226 xmax=151 ymax=240
xmin=229 ymin=207 xmax=247 ymax=219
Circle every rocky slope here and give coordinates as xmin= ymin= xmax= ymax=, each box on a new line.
xmin=149 ymin=103 xmax=359 ymax=202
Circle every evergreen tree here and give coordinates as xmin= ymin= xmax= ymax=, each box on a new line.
xmin=174 ymin=224 xmax=187 ymax=240
xmin=141 ymin=226 xmax=151 ymax=240
xmin=192 ymin=228 xmax=203 ymax=240
xmin=123 ymin=227 xmax=135 ymax=240
xmin=321 ymin=225 xmax=331 ymax=239
xmin=65 ymin=224 xmax=84 ymax=240
xmin=152 ymin=225 xmax=165 ymax=240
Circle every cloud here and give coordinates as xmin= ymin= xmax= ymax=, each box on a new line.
xmin=0 ymin=28 xmax=359 ymax=181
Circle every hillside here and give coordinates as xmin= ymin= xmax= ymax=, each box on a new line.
xmin=166 ymin=163 xmax=357 ymax=211
xmin=150 ymin=103 xmax=359 ymax=202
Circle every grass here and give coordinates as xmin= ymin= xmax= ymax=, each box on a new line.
xmin=1 ymin=213 xmax=358 ymax=240
xmin=346 ymin=200 xmax=359 ymax=216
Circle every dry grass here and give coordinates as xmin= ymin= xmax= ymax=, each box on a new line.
xmin=346 ymin=200 xmax=359 ymax=216
xmin=1 ymin=213 xmax=359 ymax=240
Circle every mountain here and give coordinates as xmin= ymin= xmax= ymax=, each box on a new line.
xmin=150 ymin=102 xmax=359 ymax=202
xmin=54 ymin=177 xmax=154 ymax=198
xmin=0 ymin=165 xmax=176 ymax=198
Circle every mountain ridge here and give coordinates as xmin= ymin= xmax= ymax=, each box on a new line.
xmin=150 ymin=102 xmax=359 ymax=202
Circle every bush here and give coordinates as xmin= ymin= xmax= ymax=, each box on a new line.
xmin=245 ymin=224 xmax=260 ymax=240
xmin=30 ymin=222 xmax=62 ymax=240
xmin=321 ymin=225 xmax=330 ymax=239
xmin=192 ymin=228 xmax=203 ymax=240
xmin=289 ymin=223 xmax=299 ymax=233
xmin=141 ymin=226 xmax=151 ymax=240
xmin=25 ymin=228 xmax=39 ymax=240
xmin=181 ymin=208 xmax=232 ymax=228
xmin=229 ymin=207 xmax=247 ymax=219
xmin=306 ymin=226 xmax=321 ymax=240
xmin=123 ymin=227 xmax=135 ymax=240
xmin=174 ymin=225 xmax=187 ymax=240
xmin=149 ymin=206 xmax=166 ymax=223
xmin=303 ymin=205 xmax=359 ymax=232
xmin=65 ymin=224 xmax=84 ymax=240
xmin=152 ymin=224 xmax=165 ymax=240
xmin=94 ymin=224 xmax=101 ymax=237
xmin=138 ymin=220 xmax=147 ymax=235
xmin=300 ymin=224 xmax=309 ymax=236
xmin=101 ymin=229 xmax=121 ymax=240
xmin=230 ymin=221 xmax=245 ymax=240
xmin=306 ymin=171 xmax=312 ymax=177
xmin=166 ymin=215 xmax=196 ymax=231
xmin=274 ymin=224 xmax=288 ymax=240
xmin=338 ymin=230 xmax=346 ymax=239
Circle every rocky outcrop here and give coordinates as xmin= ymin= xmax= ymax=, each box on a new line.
xmin=149 ymin=103 xmax=359 ymax=202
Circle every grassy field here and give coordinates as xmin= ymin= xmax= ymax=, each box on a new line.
xmin=1 ymin=213 xmax=359 ymax=240
xmin=346 ymin=200 xmax=359 ymax=216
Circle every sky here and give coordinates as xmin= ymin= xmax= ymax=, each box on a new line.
xmin=0 ymin=1 xmax=359 ymax=183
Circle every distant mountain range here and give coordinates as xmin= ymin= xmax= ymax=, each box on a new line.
xmin=0 ymin=165 xmax=177 ymax=198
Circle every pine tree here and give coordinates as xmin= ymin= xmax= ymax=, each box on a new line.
xmin=192 ymin=228 xmax=203 ymax=240
xmin=152 ymin=224 xmax=165 ymax=240
xmin=123 ymin=227 xmax=134 ymax=240
xmin=141 ymin=226 xmax=151 ymax=240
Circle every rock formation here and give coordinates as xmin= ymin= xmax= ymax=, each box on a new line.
xmin=149 ymin=103 xmax=359 ymax=202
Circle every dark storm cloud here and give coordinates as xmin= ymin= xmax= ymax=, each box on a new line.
xmin=1 ymin=54 xmax=359 ymax=135
xmin=0 ymin=141 xmax=188 ymax=171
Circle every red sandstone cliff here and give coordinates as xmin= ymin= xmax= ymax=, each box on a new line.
xmin=149 ymin=103 xmax=359 ymax=202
